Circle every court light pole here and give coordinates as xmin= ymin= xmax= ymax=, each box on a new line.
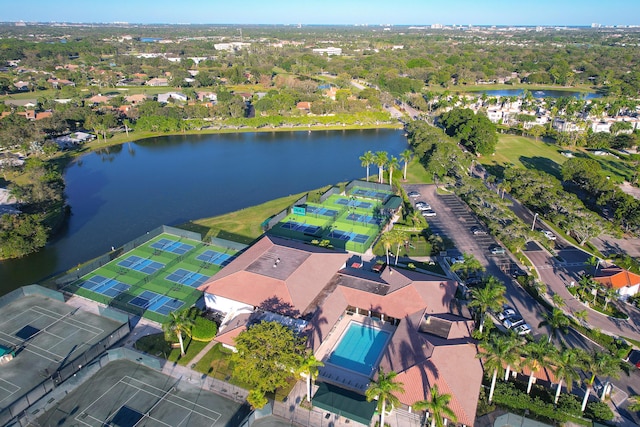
xmin=531 ymin=213 xmax=538 ymax=231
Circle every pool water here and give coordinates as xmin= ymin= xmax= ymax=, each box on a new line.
xmin=328 ymin=322 xmax=390 ymax=375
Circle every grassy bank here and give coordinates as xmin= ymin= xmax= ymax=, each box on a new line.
xmin=425 ymin=83 xmax=599 ymax=94
xmin=176 ymin=190 xmax=316 ymax=244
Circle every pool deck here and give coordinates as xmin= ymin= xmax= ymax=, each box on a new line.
xmin=314 ymin=313 xmax=396 ymax=394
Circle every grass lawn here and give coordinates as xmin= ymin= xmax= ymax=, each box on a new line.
xmin=178 ymin=192 xmax=308 ymax=243
xmin=134 ymin=333 xmax=209 ymax=366
xmin=404 ymin=156 xmax=434 ymax=184
xmin=479 ymin=135 xmax=569 ymax=179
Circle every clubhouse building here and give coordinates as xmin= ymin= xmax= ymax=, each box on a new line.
xmin=198 ymin=235 xmax=482 ymax=426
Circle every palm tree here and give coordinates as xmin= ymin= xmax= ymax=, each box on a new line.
xmin=522 ymin=338 xmax=556 ymax=394
xmin=365 ymin=368 xmax=405 ymax=427
xmin=602 ymin=286 xmax=617 ymax=311
xmin=628 ymin=395 xmax=640 ymax=412
xmin=477 ymin=335 xmax=507 ymax=403
xmin=360 ymin=151 xmax=375 ymax=182
xmin=468 ymin=277 xmax=506 ymax=333
xmin=162 ymin=309 xmax=194 ymax=357
xmin=392 ymin=229 xmax=408 ymax=266
xmin=538 ymin=308 xmax=570 ymax=344
xmin=374 ymin=151 xmax=389 ymax=184
xmin=450 ymin=253 xmax=485 ymax=280
xmin=551 ymin=348 xmax=586 ymax=404
xmin=551 ymin=293 xmax=566 ymax=308
xmin=400 ymin=149 xmax=413 ymax=181
xmin=297 ymin=352 xmax=324 ymax=402
xmin=574 ymin=309 xmax=588 ymax=325
xmin=413 ymin=384 xmax=457 ymax=427
xmin=380 ymin=232 xmax=394 ymax=265
xmin=581 ymin=350 xmax=621 ymax=412
xmin=501 ymin=332 xmax=522 ymax=382
xmin=387 ymin=156 xmax=400 ymax=187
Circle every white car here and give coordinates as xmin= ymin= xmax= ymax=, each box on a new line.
xmin=502 ymin=316 xmax=524 ymax=329
xmin=417 ymin=204 xmax=432 ymax=211
xmin=541 ymin=230 xmax=556 ymax=240
xmin=513 ymin=323 xmax=532 ymax=336
xmin=422 ymin=210 xmax=437 ymax=217
xmin=497 ymin=308 xmax=517 ymax=321
xmin=408 ymin=191 xmax=420 ymax=198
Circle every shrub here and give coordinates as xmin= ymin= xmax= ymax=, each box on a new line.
xmin=191 ymin=316 xmax=218 ymax=342
xmin=557 ymin=394 xmax=582 ymax=417
xmin=585 ymin=401 xmax=614 ymax=421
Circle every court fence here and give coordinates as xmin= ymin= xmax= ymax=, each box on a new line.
xmin=318 ymin=185 xmax=340 ymax=203
xmin=345 ymin=179 xmax=392 ymax=194
xmin=2 ymin=303 xmax=130 ymax=426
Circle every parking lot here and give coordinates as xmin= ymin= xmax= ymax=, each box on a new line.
xmin=404 ymin=184 xmax=549 ymax=337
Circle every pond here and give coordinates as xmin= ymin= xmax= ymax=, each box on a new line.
xmin=0 ymin=129 xmax=408 ymax=295
xmin=471 ymin=89 xmax=601 ymax=99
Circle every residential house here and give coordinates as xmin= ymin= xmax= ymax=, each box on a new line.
xmin=4 ymin=99 xmax=37 ymax=108
xmin=594 ymin=266 xmax=640 ymax=299
xmin=323 ymin=87 xmax=338 ymax=101
xmin=145 ymin=77 xmax=169 ymax=87
xmin=296 ymin=101 xmax=311 ymax=112
xmin=198 ymin=235 xmax=481 ymax=426
xmin=35 ymin=111 xmax=53 ymax=120
xmin=157 ymin=92 xmax=188 ymax=104
xmin=312 ymin=47 xmax=342 ymax=56
xmin=13 ymin=81 xmax=29 ymax=91
xmin=88 ymin=94 xmax=110 ymax=105
xmin=124 ymin=94 xmax=149 ymax=105
xmin=196 ymin=92 xmax=217 ymax=103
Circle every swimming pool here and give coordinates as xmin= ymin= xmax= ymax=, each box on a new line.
xmin=328 ymin=322 xmax=390 ymax=376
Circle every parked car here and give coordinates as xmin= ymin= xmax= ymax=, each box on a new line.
xmin=497 ymin=308 xmax=517 ymax=321
xmin=489 ymin=245 xmax=506 ymax=255
xmin=541 ymin=230 xmax=556 ymax=240
xmin=417 ymin=203 xmax=432 ymax=211
xmin=511 ymin=268 xmax=528 ymax=279
xmin=408 ymin=191 xmax=420 ymax=198
xmin=422 ymin=210 xmax=437 ymax=217
xmin=513 ymin=323 xmax=532 ymax=335
xmin=503 ymin=316 xmax=524 ymax=329
xmin=470 ymin=226 xmax=488 ymax=236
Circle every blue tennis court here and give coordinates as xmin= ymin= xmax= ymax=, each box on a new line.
xmin=165 ymin=268 xmax=209 ymax=288
xmin=334 ymin=198 xmax=373 ymax=210
xmin=128 ymin=290 xmax=184 ymax=314
xmin=80 ymin=275 xmax=131 ymax=298
xmin=196 ymin=250 xmax=234 ymax=266
xmin=305 ymin=205 xmax=339 ymax=218
xmin=345 ymin=213 xmax=382 ymax=225
xmin=118 ymin=255 xmax=165 ymax=275
xmin=150 ymin=238 xmax=195 ymax=255
xmin=281 ymin=221 xmax=321 ymax=235
xmin=328 ymin=229 xmax=370 ymax=244
xmin=350 ymin=188 xmax=391 ymax=201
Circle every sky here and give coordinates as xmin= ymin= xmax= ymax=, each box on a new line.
xmin=4 ymin=0 xmax=640 ymax=27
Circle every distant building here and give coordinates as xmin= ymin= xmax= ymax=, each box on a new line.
xmin=594 ymin=266 xmax=640 ymax=299
xmin=157 ymin=92 xmax=187 ymax=104
xmin=312 ymin=47 xmax=342 ymax=56
xmin=145 ymin=77 xmax=169 ymax=87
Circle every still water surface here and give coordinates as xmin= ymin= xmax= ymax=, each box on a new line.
xmin=0 ymin=129 xmax=408 ymax=294
xmin=474 ymin=89 xmax=601 ymax=99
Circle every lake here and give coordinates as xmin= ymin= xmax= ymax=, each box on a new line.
xmin=472 ymin=89 xmax=601 ymax=99
xmin=0 ymin=129 xmax=408 ymax=295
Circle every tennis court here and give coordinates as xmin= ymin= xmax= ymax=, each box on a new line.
xmin=345 ymin=213 xmax=382 ymax=225
xmin=117 ymin=255 xmax=165 ymax=275
xmin=0 ymin=291 xmax=126 ymax=420
xmin=165 ymin=268 xmax=209 ymax=288
xmin=305 ymin=205 xmax=339 ymax=218
xmin=196 ymin=249 xmax=234 ymax=266
xmin=128 ymin=290 xmax=184 ymax=315
xmin=37 ymin=359 xmax=250 ymax=427
xmin=334 ymin=197 xmax=373 ymax=210
xmin=79 ymin=275 xmax=131 ymax=298
xmin=349 ymin=188 xmax=391 ymax=201
xmin=281 ymin=221 xmax=321 ymax=235
xmin=150 ymin=238 xmax=195 ymax=255
xmin=328 ymin=229 xmax=370 ymax=244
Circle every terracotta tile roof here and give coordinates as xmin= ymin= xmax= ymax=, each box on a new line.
xmin=199 ymin=235 xmax=350 ymax=315
xmin=594 ymin=266 xmax=640 ymax=289
xmin=379 ymin=311 xmax=481 ymax=426
xmin=215 ymin=312 xmax=251 ymax=346
xmin=35 ymin=111 xmax=53 ymax=120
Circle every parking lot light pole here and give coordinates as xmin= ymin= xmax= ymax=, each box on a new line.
xmin=531 ymin=213 xmax=538 ymax=231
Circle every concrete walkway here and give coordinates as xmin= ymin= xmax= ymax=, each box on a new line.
xmin=189 ymin=338 xmax=219 ymax=366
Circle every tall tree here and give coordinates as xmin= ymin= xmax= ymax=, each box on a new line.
xmin=392 ymin=229 xmax=408 ymax=265
xmin=477 ymin=335 xmax=507 ymax=403
xmin=365 ymin=368 xmax=404 ymax=427
xmin=360 ymin=151 xmax=375 ymax=182
xmin=522 ymin=338 xmax=556 ymax=394
xmin=552 ymin=348 xmax=586 ymax=404
xmin=380 ymin=232 xmax=394 ymax=265
xmin=296 ymin=352 xmax=324 ymax=402
xmin=400 ymin=149 xmax=413 ymax=181
xmin=581 ymin=350 xmax=621 ymax=412
xmin=231 ymin=321 xmax=304 ymax=409
xmin=538 ymin=308 xmax=571 ymax=344
xmin=162 ymin=309 xmax=194 ymax=357
xmin=450 ymin=253 xmax=485 ymax=279
xmin=388 ymin=156 xmax=400 ymax=186
xmin=374 ymin=151 xmax=389 ymax=184
xmin=412 ymin=384 xmax=457 ymax=427
xmin=468 ymin=276 xmax=506 ymax=333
